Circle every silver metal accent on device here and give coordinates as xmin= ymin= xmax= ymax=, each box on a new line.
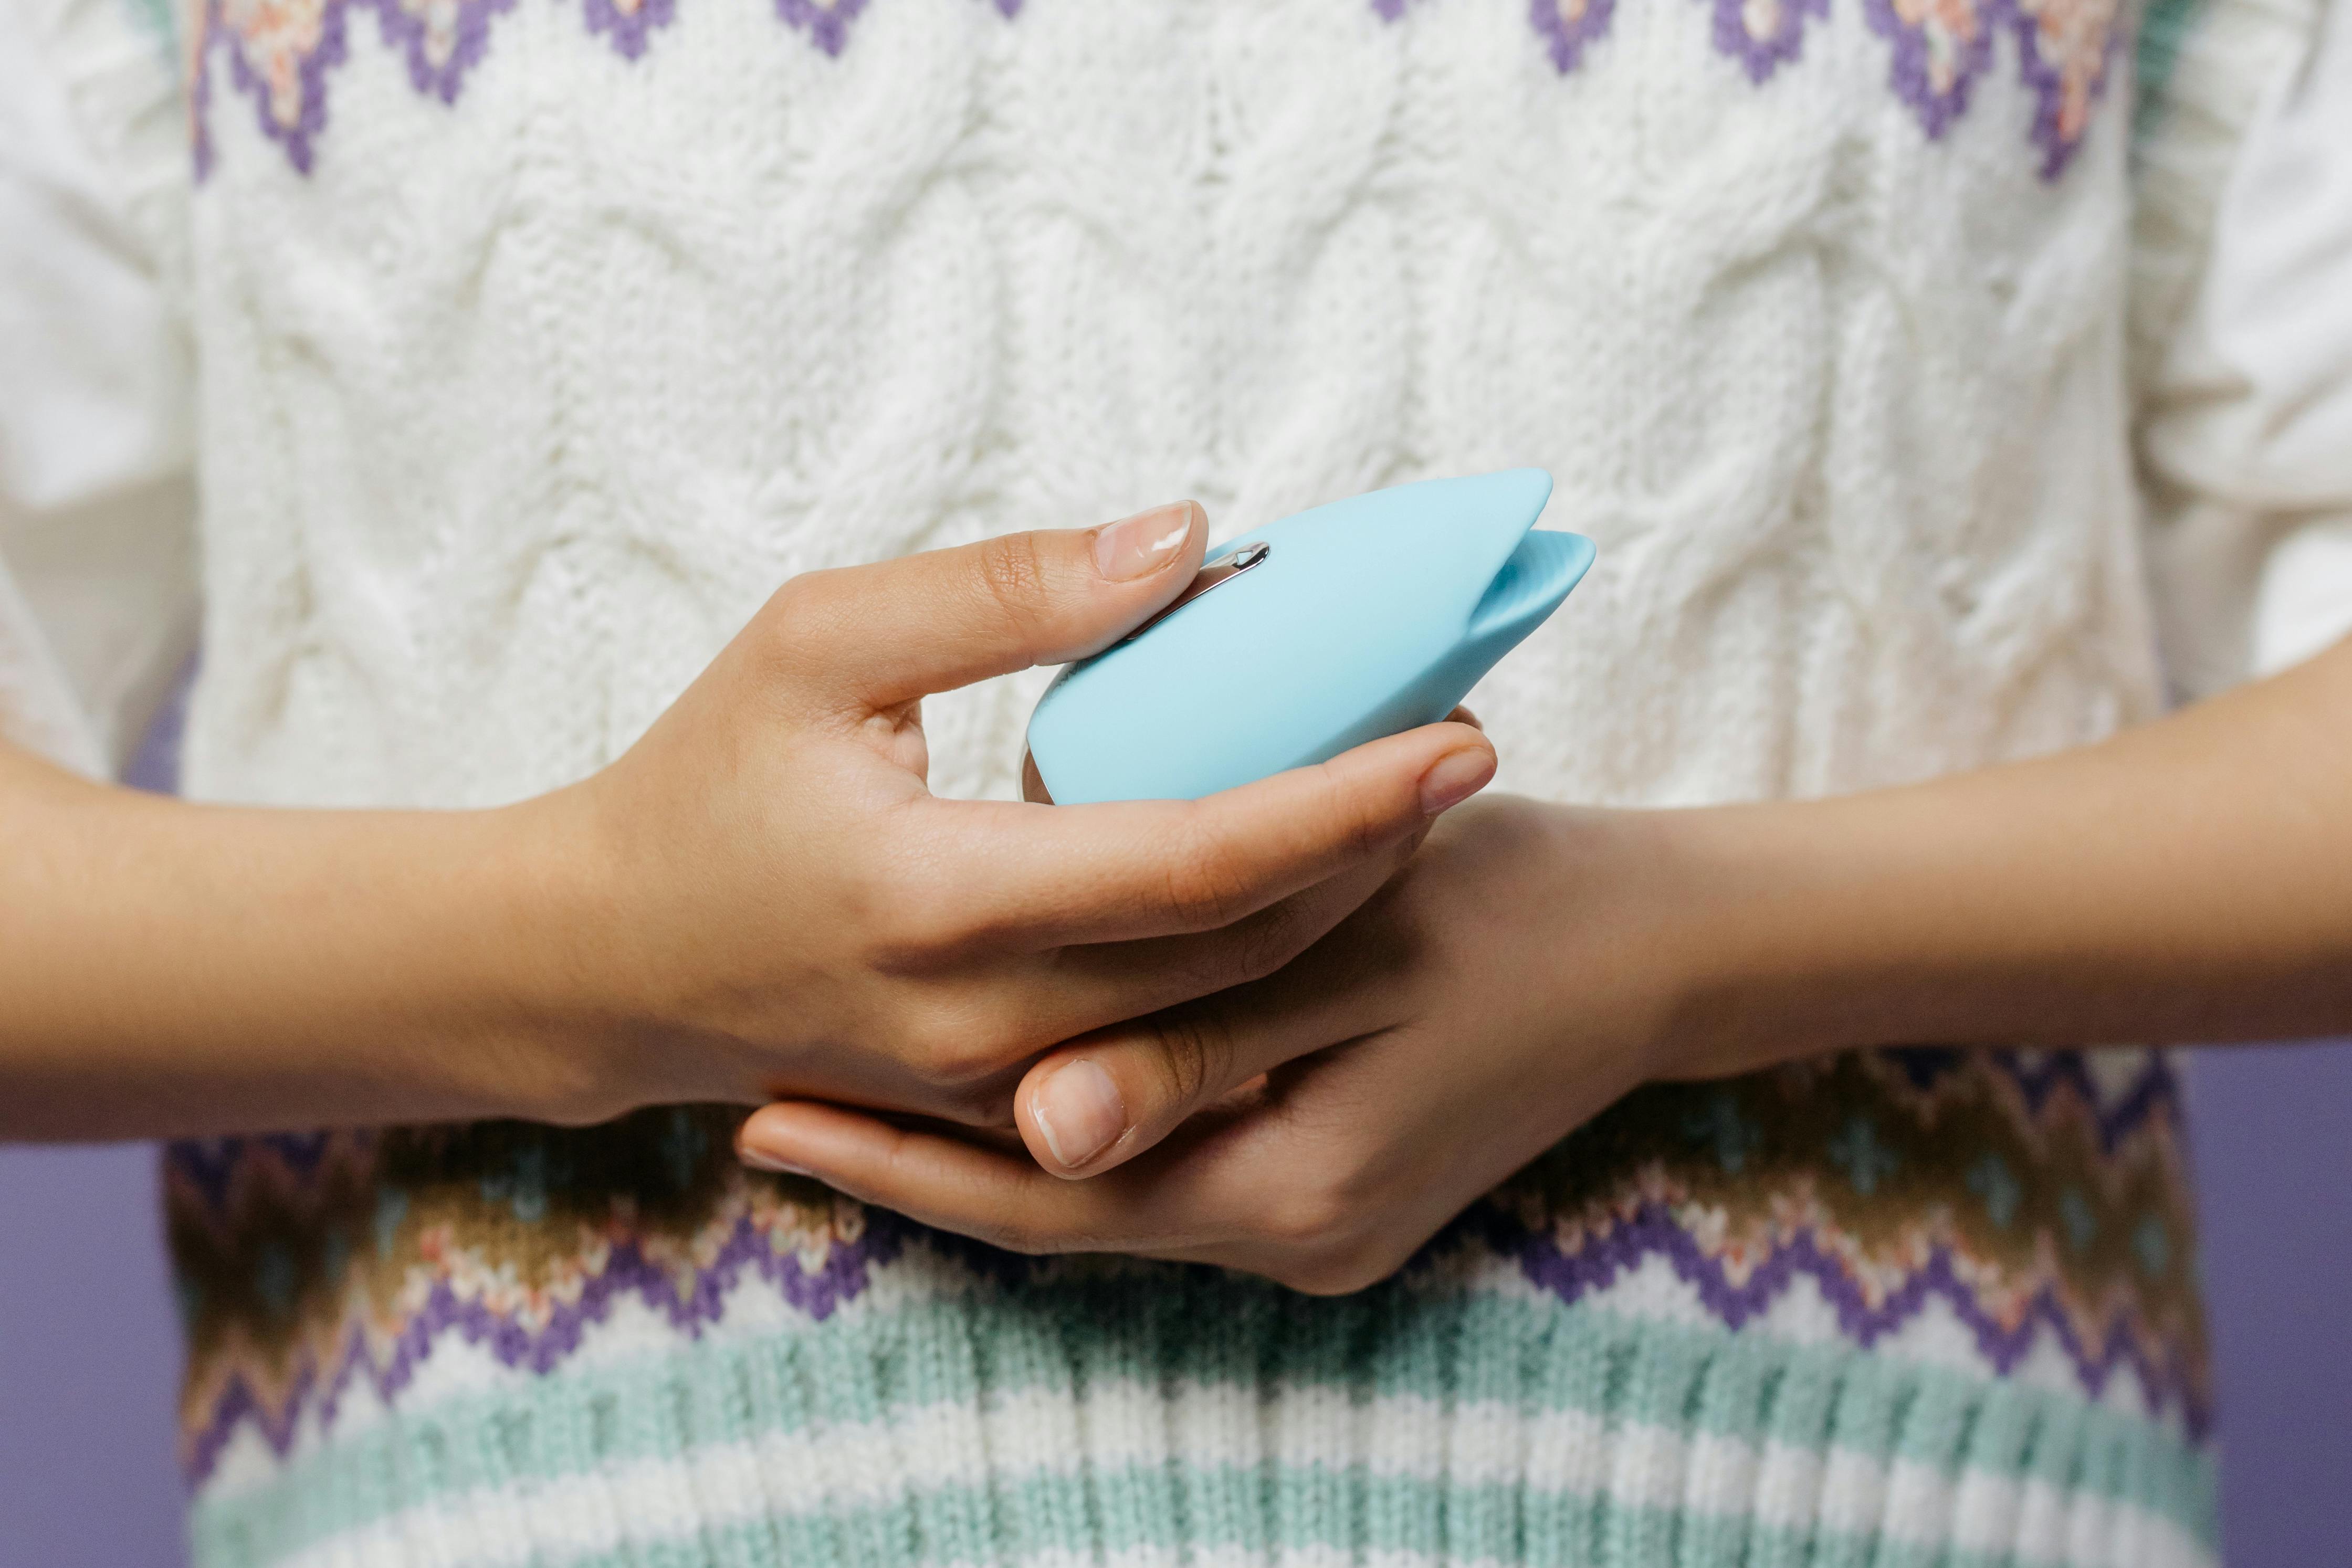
xmin=1120 ymin=541 xmax=1270 ymax=643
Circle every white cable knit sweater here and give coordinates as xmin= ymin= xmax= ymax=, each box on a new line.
xmin=177 ymin=0 xmax=2171 ymax=814
xmin=10 ymin=0 xmax=2352 ymax=1565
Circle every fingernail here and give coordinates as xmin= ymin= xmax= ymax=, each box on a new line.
xmin=1418 ymin=746 xmax=1496 ymax=815
xmin=1092 ymin=502 xmax=1197 ymax=582
xmin=1031 ymin=1058 xmax=1127 ymax=1171
xmin=739 ymin=1144 xmax=816 ymax=1178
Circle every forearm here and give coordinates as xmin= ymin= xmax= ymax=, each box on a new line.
xmin=0 ymin=744 xmax=610 ymax=1139
xmin=1677 ymin=638 xmax=2352 ymax=1069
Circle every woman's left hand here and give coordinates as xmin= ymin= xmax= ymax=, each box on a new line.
xmin=735 ymin=795 xmax=1718 ymax=1293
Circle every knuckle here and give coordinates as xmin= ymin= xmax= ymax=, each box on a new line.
xmin=1228 ymin=900 xmax=1307 ymax=986
xmin=1326 ymin=764 xmax=1393 ymax=861
xmin=923 ymin=1042 xmax=1002 ymax=1092
xmin=894 ymin=982 xmax=1054 ymax=1090
xmin=759 ymin=573 xmax=836 ymax=665
xmin=858 ymin=848 xmax=990 ymax=966
xmin=1161 ymin=816 xmax=1256 ymax=931
xmin=760 ymin=572 xmax=815 ymax=630
xmin=768 ymin=570 xmax=824 ymax=618
xmin=885 ymin=903 xmax=971 ymax=967
xmin=859 ymin=875 xmax=951 ymax=966
xmin=1264 ymin=1184 xmax=1352 ymax=1248
xmin=1147 ymin=1010 xmax=1237 ymax=1109
xmin=974 ymin=532 xmax=1055 ymax=626
xmin=904 ymin=1012 xmax=1020 ymax=1090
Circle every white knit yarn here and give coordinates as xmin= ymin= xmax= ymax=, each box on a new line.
xmin=0 ymin=0 xmax=195 ymax=776
xmin=183 ymin=0 xmax=2162 ymax=814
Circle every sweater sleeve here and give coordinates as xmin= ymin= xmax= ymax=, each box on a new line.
xmin=2138 ymin=0 xmax=2352 ymax=697
xmin=0 ymin=0 xmax=198 ymax=777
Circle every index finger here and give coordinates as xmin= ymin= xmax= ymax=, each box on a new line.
xmin=733 ymin=1100 xmax=1262 ymax=1260
xmin=925 ymin=721 xmax=1495 ymax=948
xmin=768 ymin=508 xmax=1206 ymax=714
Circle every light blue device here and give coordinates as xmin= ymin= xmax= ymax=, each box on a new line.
xmin=1024 ymin=468 xmax=1595 ymax=804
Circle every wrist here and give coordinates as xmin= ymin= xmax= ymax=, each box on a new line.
xmin=459 ymin=785 xmax=654 ymax=1124
xmin=1504 ymin=801 xmax=1779 ymax=1086
xmin=1609 ymin=799 xmax=1878 ymax=1081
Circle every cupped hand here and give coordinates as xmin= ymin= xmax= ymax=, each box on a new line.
xmin=732 ymin=795 xmax=1715 ymax=1293
xmin=528 ymin=504 xmax=1497 ymax=1128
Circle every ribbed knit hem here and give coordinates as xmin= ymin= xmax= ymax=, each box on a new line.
xmin=190 ymin=1275 xmax=2217 ymax=1568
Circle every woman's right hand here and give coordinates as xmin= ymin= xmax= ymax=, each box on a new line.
xmin=529 ymin=503 xmax=1497 ymax=1128
xmin=0 ymin=502 xmax=1492 ymax=1141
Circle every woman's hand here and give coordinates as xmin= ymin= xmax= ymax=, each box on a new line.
xmin=731 ymin=796 xmax=1709 ymax=1293
xmin=731 ymin=636 xmax=2352 ymax=1294
xmin=541 ymin=504 xmax=1497 ymax=1127
xmin=0 ymin=504 xmax=1497 ymax=1140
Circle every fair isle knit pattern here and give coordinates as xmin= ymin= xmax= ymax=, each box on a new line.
xmin=172 ymin=1049 xmax=2212 ymax=1567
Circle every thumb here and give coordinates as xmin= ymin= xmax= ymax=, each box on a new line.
xmin=1006 ymin=793 xmax=1461 ymax=1179
xmin=763 ymin=503 xmax=1205 ymax=711
xmin=1010 ymin=940 xmax=1403 ymax=1181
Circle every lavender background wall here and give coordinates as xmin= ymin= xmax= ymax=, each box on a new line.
xmin=3 ymin=1046 xmax=2348 ymax=1567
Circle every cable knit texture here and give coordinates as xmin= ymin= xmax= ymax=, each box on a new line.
xmin=135 ymin=0 xmax=2266 ymax=1561
xmin=182 ymin=0 xmax=2167 ymax=815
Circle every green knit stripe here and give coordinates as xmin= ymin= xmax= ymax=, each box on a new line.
xmin=196 ymin=1290 xmax=2204 ymax=1503
xmin=191 ymin=1292 xmax=2213 ymax=1567
xmin=196 ymin=1464 xmax=2213 ymax=1568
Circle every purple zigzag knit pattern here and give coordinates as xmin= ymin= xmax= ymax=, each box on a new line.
xmin=194 ymin=0 xmax=354 ymax=177
xmin=1495 ymin=1201 xmax=2210 ymax=1440
xmin=1530 ymin=0 xmax=1619 ymax=73
xmin=181 ymin=1172 xmax=2207 ymax=1485
xmin=583 ymin=0 xmax=676 ymax=60
xmin=1881 ymin=1045 xmax=2183 ymax=1152
xmin=1863 ymin=0 xmax=1999 ymax=138
xmin=184 ymin=1208 xmax=901 ymax=1483
xmin=1710 ymin=0 xmax=1833 ymax=82
xmin=2010 ymin=0 xmax=2123 ymax=176
xmin=772 ymin=0 xmax=865 ymax=55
